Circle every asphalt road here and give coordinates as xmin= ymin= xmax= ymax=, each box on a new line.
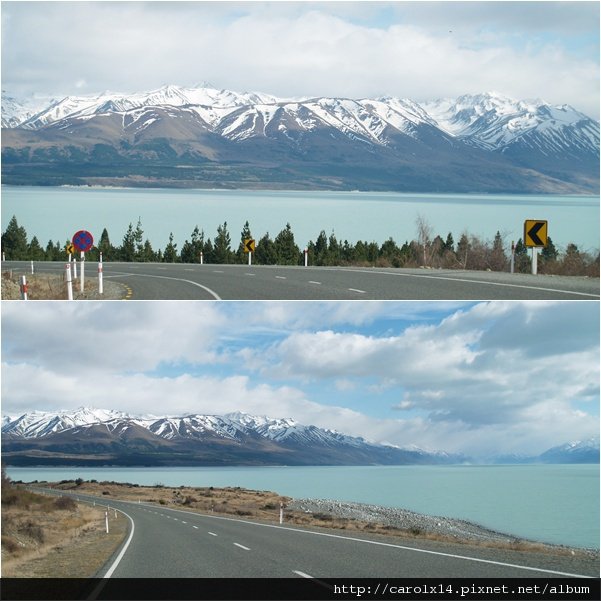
xmin=31 ymin=489 xmax=597 ymax=579
xmin=4 ymin=261 xmax=600 ymax=300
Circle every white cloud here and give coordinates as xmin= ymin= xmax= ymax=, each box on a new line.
xmin=2 ymin=2 xmax=598 ymax=118
xmin=1 ymin=300 xmax=598 ymax=457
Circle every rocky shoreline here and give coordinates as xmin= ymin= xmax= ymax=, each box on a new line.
xmin=287 ymin=497 xmax=599 ymax=556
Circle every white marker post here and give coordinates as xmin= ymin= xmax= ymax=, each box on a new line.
xmin=73 ymin=257 xmax=78 ymax=280
xmin=200 ymin=252 xmax=204 ymax=265
xmin=510 ymin=241 xmax=515 ymax=274
xmin=80 ymin=251 xmax=85 ymax=293
xmin=105 ymin=511 xmax=109 ymax=534
xmin=98 ymin=252 xmax=104 ymax=295
xmin=531 ymin=248 xmax=538 ymax=275
xmin=65 ymin=263 xmax=73 ymax=300
xmin=279 ymin=502 xmax=284 ymax=525
xmin=30 ymin=260 xmax=34 ymax=274
xmin=20 ymin=276 xmax=28 ymax=300
xmin=248 ymin=251 xmax=252 ymax=266
xmin=304 ymin=248 xmax=308 ymax=267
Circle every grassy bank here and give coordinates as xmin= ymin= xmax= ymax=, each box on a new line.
xmin=1 ymin=470 xmax=127 ymax=577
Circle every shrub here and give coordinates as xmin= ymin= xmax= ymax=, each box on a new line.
xmin=54 ymin=496 xmax=77 ymax=511
xmin=19 ymin=521 xmax=45 ymax=544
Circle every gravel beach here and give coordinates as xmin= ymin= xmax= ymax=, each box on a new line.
xmin=287 ymin=497 xmax=599 ymax=556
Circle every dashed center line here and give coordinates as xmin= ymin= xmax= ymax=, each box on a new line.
xmin=245 ymin=273 xmax=255 ymax=276
xmin=233 ymin=543 xmax=251 ymax=551
xmin=348 ymin=288 xmax=366 ymax=294
xmin=275 ymin=276 xmax=286 ymax=280
xmin=208 ymin=532 xmax=218 ymax=537
xmin=308 ymin=281 xmax=321 ymax=285
xmin=193 ymin=526 xmax=199 ymax=529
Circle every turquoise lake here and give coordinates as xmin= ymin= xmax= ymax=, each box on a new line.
xmin=6 ymin=464 xmax=599 ymax=550
xmin=1 ymin=186 xmax=599 ymax=253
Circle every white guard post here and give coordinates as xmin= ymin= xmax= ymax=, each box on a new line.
xmin=98 ymin=252 xmax=104 ymax=295
xmin=248 ymin=251 xmax=252 ymax=266
xmin=200 ymin=252 xmax=204 ymax=265
xmin=304 ymin=248 xmax=308 ymax=267
xmin=65 ymin=263 xmax=73 ymax=300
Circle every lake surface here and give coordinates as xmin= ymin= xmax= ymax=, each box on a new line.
xmin=6 ymin=464 xmax=599 ymax=550
xmin=1 ymin=186 xmax=599 ymax=254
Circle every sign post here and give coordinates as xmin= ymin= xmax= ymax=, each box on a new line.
xmin=243 ymin=238 xmax=255 ymax=266
xmin=98 ymin=252 xmax=103 ymax=295
xmin=524 ymin=220 xmax=548 ymax=276
xmin=72 ymin=230 xmax=94 ymax=294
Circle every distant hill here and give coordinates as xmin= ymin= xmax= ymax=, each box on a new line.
xmin=2 ymin=86 xmax=598 ymax=192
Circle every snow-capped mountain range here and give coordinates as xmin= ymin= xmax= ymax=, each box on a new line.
xmin=2 ymin=408 xmax=598 ymax=466
xmin=2 ymin=85 xmax=598 ymax=192
xmin=2 ymin=407 xmax=460 ymax=467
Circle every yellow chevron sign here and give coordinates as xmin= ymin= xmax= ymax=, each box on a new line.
xmin=524 ymin=220 xmax=548 ymax=247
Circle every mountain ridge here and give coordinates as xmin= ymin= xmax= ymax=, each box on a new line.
xmin=2 ymin=408 xmax=598 ymax=466
xmin=2 ymin=85 xmax=598 ymax=193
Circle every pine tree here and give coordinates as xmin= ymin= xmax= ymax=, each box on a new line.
xmin=28 ymin=236 xmax=45 ymax=261
xmin=163 ymin=233 xmax=178 ymax=263
xmin=237 ymin=220 xmax=253 ymax=262
xmin=133 ymin=218 xmax=144 ymax=261
xmin=213 ymin=222 xmax=233 ymax=264
xmin=1 ymin=215 xmax=29 ymax=259
xmin=274 ymin=223 xmax=300 ymax=265
xmin=120 ymin=223 xmax=136 ymax=262
xmin=255 ymin=233 xmax=277 ymax=265
xmin=97 ymin=228 xmax=115 ymax=261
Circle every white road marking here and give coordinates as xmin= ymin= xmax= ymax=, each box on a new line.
xmin=234 ymin=543 xmax=251 ymax=551
xmin=116 ymin=273 xmax=221 ymax=300
xmin=348 ymin=288 xmax=366 ymax=294
xmin=245 ymin=273 xmax=255 ymax=276
xmin=275 ymin=276 xmax=286 ymax=280
xmin=181 ymin=521 xmax=187 ymax=524
xmin=140 ymin=502 xmax=591 ymax=579
xmin=213 ymin=270 xmax=224 ymax=273
xmin=309 ymin=281 xmax=321 ymax=285
xmin=293 ymin=570 xmax=314 ymax=579
xmin=208 ymin=532 xmax=218 ymax=537
xmin=193 ymin=526 xmax=199 ymax=529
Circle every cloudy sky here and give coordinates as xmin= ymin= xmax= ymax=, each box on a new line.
xmin=2 ymin=300 xmax=599 ymax=458
xmin=1 ymin=1 xmax=599 ymax=118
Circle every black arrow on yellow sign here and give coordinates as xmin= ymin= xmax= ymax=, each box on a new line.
xmin=524 ymin=220 xmax=548 ymax=247
xmin=244 ymin=238 xmax=255 ymax=253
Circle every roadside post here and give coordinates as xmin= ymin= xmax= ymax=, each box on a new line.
xmin=105 ymin=510 xmax=109 ymax=534
xmin=30 ymin=260 xmax=34 ymax=274
xmin=279 ymin=502 xmax=284 ymax=524
xmin=65 ymin=263 xmax=73 ymax=300
xmin=98 ymin=252 xmax=104 ymax=295
xmin=524 ymin=220 xmax=548 ymax=276
xmin=510 ymin=241 xmax=515 ymax=274
xmin=20 ymin=276 xmax=28 ymax=300
xmin=200 ymin=252 xmax=204 ymax=265
xmin=304 ymin=248 xmax=308 ymax=267
xmin=73 ymin=257 xmax=78 ymax=280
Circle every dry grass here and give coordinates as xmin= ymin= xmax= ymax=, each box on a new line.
xmin=1 ymin=271 xmax=125 ymax=300
xmin=1 ymin=478 xmax=128 ymax=577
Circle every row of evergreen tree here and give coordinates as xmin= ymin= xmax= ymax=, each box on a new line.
xmin=1 ymin=215 xmax=598 ymax=276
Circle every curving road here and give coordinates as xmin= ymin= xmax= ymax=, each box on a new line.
xmin=4 ymin=261 xmax=600 ymax=300
xmin=30 ymin=489 xmax=597 ymax=580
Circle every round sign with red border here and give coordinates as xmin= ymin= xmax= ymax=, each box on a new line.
xmin=72 ymin=230 xmax=94 ymax=252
